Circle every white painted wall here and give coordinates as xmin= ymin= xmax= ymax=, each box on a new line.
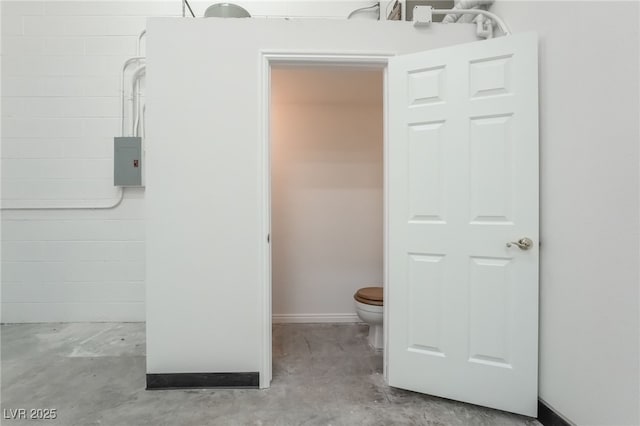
xmin=490 ymin=2 xmax=640 ymax=425
xmin=0 ymin=0 xmax=398 ymax=323
xmin=271 ymin=67 xmax=383 ymax=322
xmin=145 ymin=18 xmax=475 ymax=380
xmin=0 ymin=1 xmax=168 ymax=322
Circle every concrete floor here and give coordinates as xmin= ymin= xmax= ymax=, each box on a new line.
xmin=1 ymin=323 xmax=541 ymax=426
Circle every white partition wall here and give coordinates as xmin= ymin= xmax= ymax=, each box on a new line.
xmin=145 ymin=18 xmax=475 ymax=386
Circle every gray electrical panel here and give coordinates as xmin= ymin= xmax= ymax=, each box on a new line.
xmin=114 ymin=137 xmax=142 ymax=186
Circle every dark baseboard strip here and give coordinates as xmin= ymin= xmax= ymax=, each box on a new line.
xmin=538 ymin=399 xmax=573 ymax=426
xmin=146 ymin=372 xmax=259 ymax=390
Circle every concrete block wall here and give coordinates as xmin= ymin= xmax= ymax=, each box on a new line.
xmin=0 ymin=1 xmax=387 ymax=323
xmin=1 ymin=1 xmax=160 ymax=322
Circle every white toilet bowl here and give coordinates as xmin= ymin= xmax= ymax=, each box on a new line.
xmin=354 ymin=300 xmax=383 ymax=350
xmin=353 ymin=287 xmax=384 ymax=350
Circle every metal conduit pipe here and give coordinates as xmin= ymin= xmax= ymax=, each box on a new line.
xmin=136 ymin=73 xmax=145 ymax=137
xmin=0 ymin=189 xmax=126 ymax=211
xmin=129 ymin=65 xmax=142 ymax=136
xmin=131 ymin=66 xmax=146 ymax=137
xmin=132 ymin=31 xmax=147 ymax=136
xmin=137 ymin=29 xmax=146 ymax=56
xmin=347 ymin=3 xmax=380 ymax=19
xmin=432 ymin=8 xmax=511 ymax=35
xmin=121 ymin=57 xmax=145 ymax=136
xmin=142 ymin=104 xmax=147 ymax=140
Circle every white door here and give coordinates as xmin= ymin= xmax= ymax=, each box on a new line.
xmin=387 ymin=33 xmax=539 ymax=417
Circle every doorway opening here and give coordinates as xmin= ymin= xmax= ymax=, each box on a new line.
xmin=262 ymin=56 xmax=390 ymax=387
xmin=270 ymin=65 xmax=384 ymax=321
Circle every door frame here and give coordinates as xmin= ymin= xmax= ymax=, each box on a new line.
xmin=259 ymin=52 xmax=392 ymax=388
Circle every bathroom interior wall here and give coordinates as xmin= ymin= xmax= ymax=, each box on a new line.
xmin=271 ymin=67 xmax=383 ymax=322
xmin=0 ymin=0 xmax=396 ymax=323
xmin=490 ymin=1 xmax=640 ymax=425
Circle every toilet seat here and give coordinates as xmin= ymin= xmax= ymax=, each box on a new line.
xmin=354 ymin=287 xmax=383 ymax=306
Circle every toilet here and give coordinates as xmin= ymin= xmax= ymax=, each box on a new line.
xmin=353 ymin=286 xmax=384 ymax=350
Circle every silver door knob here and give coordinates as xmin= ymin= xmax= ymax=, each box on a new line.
xmin=506 ymin=237 xmax=533 ymax=250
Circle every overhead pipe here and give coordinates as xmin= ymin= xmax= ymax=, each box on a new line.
xmin=432 ymin=8 xmax=511 ymax=35
xmin=347 ymin=3 xmax=380 ymax=20
xmin=442 ymin=0 xmax=494 ymax=23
